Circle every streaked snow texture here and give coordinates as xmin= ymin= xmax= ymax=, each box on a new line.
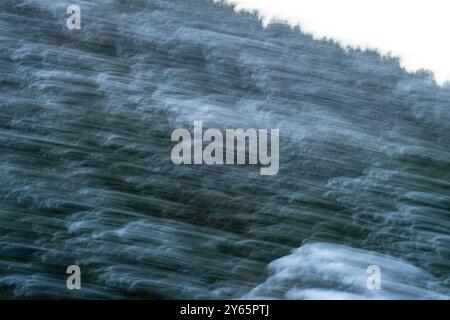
xmin=0 ymin=0 xmax=449 ymax=299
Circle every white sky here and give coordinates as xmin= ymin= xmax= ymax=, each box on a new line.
xmin=216 ymin=0 xmax=450 ymax=85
